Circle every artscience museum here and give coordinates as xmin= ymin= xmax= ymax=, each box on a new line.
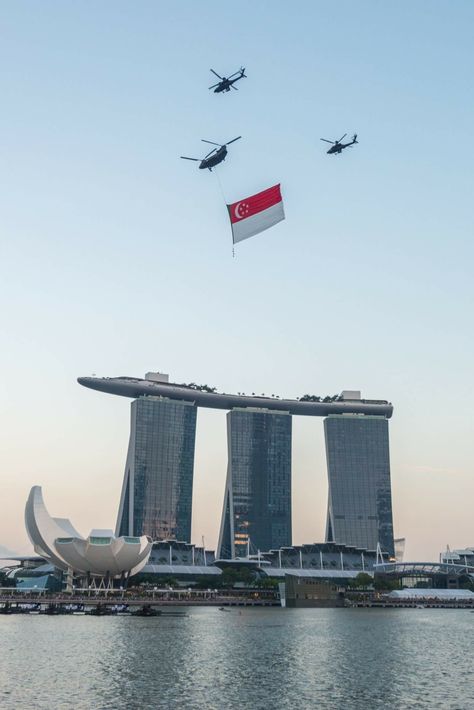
xmin=24 ymin=486 xmax=152 ymax=587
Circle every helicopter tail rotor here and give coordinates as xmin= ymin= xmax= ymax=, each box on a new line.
xmin=352 ymin=133 xmax=358 ymax=143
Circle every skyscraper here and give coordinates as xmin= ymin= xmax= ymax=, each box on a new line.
xmin=217 ymin=408 xmax=292 ymax=559
xmin=79 ymin=374 xmax=395 ymax=557
xmin=116 ymin=396 xmax=197 ymax=542
xmin=324 ymin=414 xmax=395 ymax=555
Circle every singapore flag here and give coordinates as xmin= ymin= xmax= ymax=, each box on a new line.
xmin=227 ymin=184 xmax=285 ymax=244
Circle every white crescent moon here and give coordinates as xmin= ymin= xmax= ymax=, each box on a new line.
xmin=234 ymin=202 xmax=245 ymax=220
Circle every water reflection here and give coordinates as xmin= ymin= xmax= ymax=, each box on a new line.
xmin=0 ymin=608 xmax=473 ymax=709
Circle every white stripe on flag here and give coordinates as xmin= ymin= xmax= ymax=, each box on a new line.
xmin=232 ymin=202 xmax=285 ymax=244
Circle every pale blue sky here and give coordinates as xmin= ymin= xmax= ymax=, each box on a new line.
xmin=1 ymin=1 xmax=473 ymax=560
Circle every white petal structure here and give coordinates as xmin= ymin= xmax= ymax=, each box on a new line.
xmin=25 ymin=486 xmax=151 ymax=578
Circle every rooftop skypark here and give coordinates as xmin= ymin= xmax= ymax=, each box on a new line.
xmin=78 ymin=375 xmax=393 ymax=418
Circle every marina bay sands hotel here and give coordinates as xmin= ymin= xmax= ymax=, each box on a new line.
xmin=78 ymin=373 xmax=395 ymax=558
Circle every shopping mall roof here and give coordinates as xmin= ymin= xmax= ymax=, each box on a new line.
xmin=141 ymin=564 xmax=221 ymax=576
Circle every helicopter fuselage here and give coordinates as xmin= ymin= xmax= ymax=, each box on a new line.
xmin=326 ymin=136 xmax=357 ymax=154
xmin=213 ymin=74 xmax=245 ymax=93
xmin=199 ymin=145 xmax=227 ymax=170
xmin=214 ymin=80 xmax=232 ymax=93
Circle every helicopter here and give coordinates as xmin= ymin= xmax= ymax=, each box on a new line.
xmin=209 ymin=67 xmax=246 ymax=93
xmin=320 ymin=133 xmax=358 ymax=154
xmin=180 ymin=137 xmax=241 ymax=171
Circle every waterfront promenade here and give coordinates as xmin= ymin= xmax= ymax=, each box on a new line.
xmin=0 ymin=588 xmax=280 ymax=610
xmin=2 ymin=589 xmax=473 ymax=611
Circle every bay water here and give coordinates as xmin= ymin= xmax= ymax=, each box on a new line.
xmin=1 ymin=607 xmax=472 ymax=709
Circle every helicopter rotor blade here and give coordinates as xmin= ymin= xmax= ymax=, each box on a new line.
xmin=231 ymin=84 xmax=239 ymax=90
xmin=203 ymin=148 xmax=218 ymax=159
xmin=210 ymin=69 xmax=223 ymax=80
xmin=227 ymin=71 xmax=241 ymax=79
xmin=225 ymin=136 xmax=241 ymax=145
xmin=337 ymin=134 xmax=347 ymax=143
xmin=180 ymin=156 xmax=199 ymax=161
xmin=201 ymin=139 xmax=222 ymax=146
xmin=208 ymin=83 xmax=220 ymax=89
xmin=320 ymin=138 xmax=335 ymax=144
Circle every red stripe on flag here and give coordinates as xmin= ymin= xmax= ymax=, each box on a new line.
xmin=227 ymin=184 xmax=282 ymax=224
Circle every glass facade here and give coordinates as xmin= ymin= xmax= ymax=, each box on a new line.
xmin=217 ymin=408 xmax=292 ymax=559
xmin=324 ymin=415 xmax=394 ymax=555
xmin=116 ymin=396 xmax=197 ymax=542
